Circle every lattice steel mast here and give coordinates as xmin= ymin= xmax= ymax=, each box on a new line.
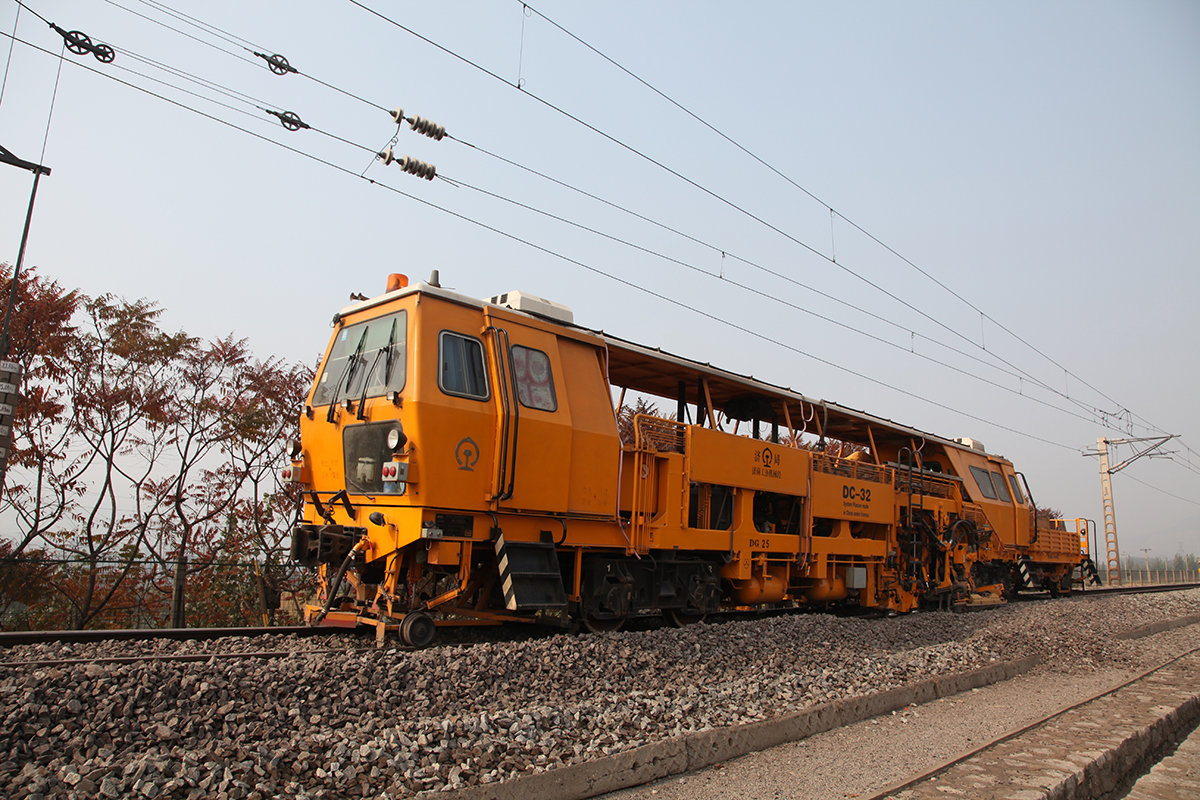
xmin=1090 ymin=435 xmax=1178 ymax=585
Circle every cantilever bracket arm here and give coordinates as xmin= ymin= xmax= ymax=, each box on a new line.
xmin=1105 ymin=435 xmax=1178 ymax=475
xmin=0 ymin=145 xmax=51 ymax=176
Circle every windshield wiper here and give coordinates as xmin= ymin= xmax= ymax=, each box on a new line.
xmin=356 ymin=318 xmax=400 ymax=420
xmin=382 ymin=318 xmax=398 ymax=385
xmin=356 ymin=347 xmax=387 ymax=420
xmin=326 ymin=328 xmax=368 ymax=423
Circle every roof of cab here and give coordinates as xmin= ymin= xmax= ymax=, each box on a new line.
xmin=334 ymin=282 xmax=998 ymax=458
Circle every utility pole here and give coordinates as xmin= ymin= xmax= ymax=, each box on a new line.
xmin=1088 ymin=435 xmax=1178 ymax=587
xmin=0 ymin=144 xmax=52 ymax=496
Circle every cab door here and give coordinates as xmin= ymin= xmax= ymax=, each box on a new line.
xmin=483 ymin=314 xmax=572 ymax=514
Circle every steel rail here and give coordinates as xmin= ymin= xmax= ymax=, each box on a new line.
xmin=0 ymin=646 xmax=390 ymax=670
xmin=1080 ymin=582 xmax=1200 ymax=594
xmin=1 ymin=582 xmax=1194 ymax=650
xmin=0 ymin=625 xmax=331 ymax=649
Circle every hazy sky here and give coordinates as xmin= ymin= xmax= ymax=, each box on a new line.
xmin=1 ymin=1 xmax=1197 ymax=559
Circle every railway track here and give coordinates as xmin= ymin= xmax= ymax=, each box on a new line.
xmin=1 ymin=582 xmax=1195 ymax=654
xmin=1012 ymin=580 xmax=1200 ymax=602
xmin=0 ymin=646 xmax=384 ymax=671
xmin=3 ymin=589 xmax=1197 ymax=799
xmin=0 ymin=624 xmax=326 ymax=649
xmin=1077 ymin=580 xmax=1200 ymax=596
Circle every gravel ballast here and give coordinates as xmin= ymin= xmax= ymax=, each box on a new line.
xmin=2 ymin=590 xmax=1199 ymax=800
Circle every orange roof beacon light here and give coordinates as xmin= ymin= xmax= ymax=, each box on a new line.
xmin=386 ymin=273 xmax=408 ymax=293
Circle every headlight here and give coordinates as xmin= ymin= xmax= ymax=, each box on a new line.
xmin=387 ymin=425 xmax=407 ymax=451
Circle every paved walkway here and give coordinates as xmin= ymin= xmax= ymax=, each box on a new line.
xmin=881 ymin=652 xmax=1200 ymax=800
xmin=1122 ymin=717 xmax=1200 ymax=800
xmin=598 ymin=637 xmax=1200 ymax=800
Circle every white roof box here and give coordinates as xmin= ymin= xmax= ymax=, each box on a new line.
xmin=488 ymin=291 xmax=573 ymax=324
xmin=954 ymin=437 xmax=986 ymax=453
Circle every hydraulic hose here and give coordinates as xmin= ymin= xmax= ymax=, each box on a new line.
xmin=311 ymin=538 xmax=368 ymax=626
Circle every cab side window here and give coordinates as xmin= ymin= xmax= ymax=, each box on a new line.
xmin=968 ymin=466 xmax=998 ymax=500
xmin=1007 ymin=474 xmax=1026 ymax=504
xmin=990 ymin=470 xmax=1012 ymax=503
xmin=439 ymin=331 xmax=488 ymax=400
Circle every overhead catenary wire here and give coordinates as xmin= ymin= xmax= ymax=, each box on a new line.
xmin=30 ymin=25 xmax=383 ymax=155
xmin=452 ymin=137 xmax=1052 ymax=390
xmin=1166 ymin=455 xmax=1200 ymax=480
xmin=8 ymin=7 xmax=1197 ymax=469
xmin=137 ymin=0 xmax=261 ymax=51
xmin=342 ymin=0 xmax=1103 ymax=416
xmin=99 ymin=0 xmax=967 ymax=366
xmin=4 ymin=23 xmax=1180 ymax=462
xmin=96 ymin=1 xmax=448 ymax=151
xmin=71 ymin=0 xmax=1137 ymax=438
xmin=107 ymin=0 xmax=388 ymax=112
xmin=2 ymin=0 xmax=1186 ymax=460
xmin=1121 ymin=473 xmax=1200 ymax=507
xmin=521 ymin=2 xmax=1199 ymax=467
xmin=0 ymin=40 xmax=1185 ymax=474
xmin=0 ymin=29 xmax=1078 ymax=453
xmin=0 ymin=2 xmax=18 ymax=110
xmin=36 ymin=29 xmax=62 ymax=162
xmin=14 ymin=1 xmax=387 ymax=152
xmin=445 ymin=173 xmax=1128 ymax=433
xmin=100 ymin=0 xmax=259 ymax=67
xmin=442 ymin=0 xmax=1195 ymax=456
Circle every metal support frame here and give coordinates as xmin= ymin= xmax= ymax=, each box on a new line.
xmin=1096 ymin=439 xmax=1120 ymax=585
xmin=0 ymin=146 xmax=51 ymax=497
xmin=1090 ymin=434 xmax=1178 ymax=586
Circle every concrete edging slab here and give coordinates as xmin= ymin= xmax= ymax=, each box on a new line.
xmin=1115 ymin=613 xmax=1200 ymax=640
xmin=864 ymin=648 xmax=1200 ymax=800
xmin=429 ymin=654 xmax=1039 ymax=800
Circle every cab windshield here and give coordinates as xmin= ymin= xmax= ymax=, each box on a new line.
xmin=312 ymin=311 xmax=407 ymax=407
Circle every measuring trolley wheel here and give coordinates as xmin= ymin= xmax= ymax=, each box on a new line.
xmin=582 ymin=614 xmax=626 ymax=634
xmin=400 ymin=612 xmax=436 ymax=647
xmin=666 ymin=608 xmax=707 ymax=628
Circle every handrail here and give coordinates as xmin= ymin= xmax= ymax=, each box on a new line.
xmin=483 ymin=325 xmax=519 ymax=501
xmin=498 ymin=328 xmax=520 ymax=500
xmin=1015 ymin=471 xmax=1037 ymax=544
xmin=898 ymin=447 xmax=923 ymax=588
xmin=633 ymin=414 xmax=686 ymax=453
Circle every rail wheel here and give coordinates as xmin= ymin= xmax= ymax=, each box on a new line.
xmin=666 ymin=609 xmax=706 ymax=627
xmin=583 ymin=615 xmax=625 ymax=633
xmin=400 ymin=612 xmax=436 ymax=647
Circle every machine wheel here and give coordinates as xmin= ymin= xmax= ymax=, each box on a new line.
xmin=400 ymin=612 xmax=436 ymax=647
xmin=582 ymin=614 xmax=625 ymax=633
xmin=666 ymin=609 xmax=706 ymax=627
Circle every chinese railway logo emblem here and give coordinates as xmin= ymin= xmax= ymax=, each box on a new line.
xmin=455 ymin=437 xmax=479 ymax=471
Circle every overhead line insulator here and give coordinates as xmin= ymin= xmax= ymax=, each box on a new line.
xmin=378 ymin=148 xmax=436 ymax=181
xmin=408 ymin=115 xmax=446 ymax=141
xmin=388 ymin=108 xmax=446 ymax=141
